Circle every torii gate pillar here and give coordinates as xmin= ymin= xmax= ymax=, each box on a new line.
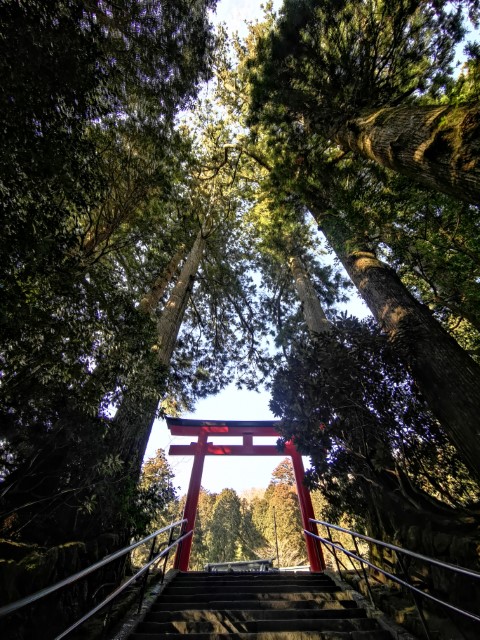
xmin=290 ymin=447 xmax=323 ymax=573
xmin=167 ymin=418 xmax=325 ymax=573
xmin=173 ymin=431 xmax=207 ymax=571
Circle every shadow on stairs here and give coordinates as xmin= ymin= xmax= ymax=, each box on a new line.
xmin=125 ymin=570 xmax=412 ymax=639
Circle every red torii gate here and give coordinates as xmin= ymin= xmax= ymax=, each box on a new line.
xmin=166 ymin=417 xmax=325 ymax=572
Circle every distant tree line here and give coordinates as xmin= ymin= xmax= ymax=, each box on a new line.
xmin=141 ymin=453 xmax=326 ymax=570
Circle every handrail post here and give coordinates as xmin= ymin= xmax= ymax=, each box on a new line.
xmin=344 ymin=533 xmax=364 ymax=583
xmin=273 ymin=507 xmax=281 ymax=569
xmin=302 ymin=519 xmax=480 ymax=627
xmin=327 ymin=525 xmax=342 ymax=578
xmin=160 ymin=524 xmax=176 ymax=585
xmin=136 ymin=532 xmax=158 ymax=614
xmin=396 ymin=553 xmax=432 ymax=640
xmin=0 ymin=520 xmax=189 ymax=640
xmin=352 ymin=535 xmax=375 ymax=607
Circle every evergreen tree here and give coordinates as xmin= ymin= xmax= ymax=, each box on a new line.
xmin=251 ymin=460 xmax=307 ymax=567
xmin=206 ymin=488 xmax=243 ymax=563
xmin=213 ymin=16 xmax=480 ymax=480
xmin=248 ymin=0 xmax=480 ymax=203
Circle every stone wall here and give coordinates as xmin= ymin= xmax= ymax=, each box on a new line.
xmin=0 ymin=533 xmax=123 ymax=639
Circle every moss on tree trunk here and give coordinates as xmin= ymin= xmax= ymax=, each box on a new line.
xmin=334 ymin=104 xmax=480 ymax=205
xmin=313 ymin=212 xmax=480 ymax=482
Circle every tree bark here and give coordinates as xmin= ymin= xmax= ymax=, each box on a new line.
xmin=312 ymin=208 xmax=480 ymax=481
xmin=334 ymin=103 xmax=480 ymax=205
xmin=112 ymin=230 xmax=206 ymax=478
xmin=288 ymin=254 xmax=332 ymax=335
xmin=138 ymin=243 xmax=188 ymax=316
xmin=284 ymin=248 xmax=479 ymax=577
xmin=155 ymin=231 xmax=206 ymax=366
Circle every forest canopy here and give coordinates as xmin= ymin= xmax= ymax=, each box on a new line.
xmin=0 ymin=3 xmax=479 ymax=625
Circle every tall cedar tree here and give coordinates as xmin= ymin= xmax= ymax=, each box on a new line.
xmin=248 ymin=0 xmax=480 ymax=204
xmin=223 ymin=12 xmax=480 ymax=478
xmin=0 ymin=1 xmax=217 ymax=632
xmin=267 ymin=236 xmax=480 ymax=599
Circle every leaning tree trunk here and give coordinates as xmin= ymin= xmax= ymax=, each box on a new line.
xmin=0 ymin=234 xmax=204 ymax=544
xmin=311 ymin=207 xmax=480 ymax=482
xmin=286 ymin=250 xmax=480 ymax=591
xmin=111 ymin=229 xmax=207 ymax=481
xmin=334 ymin=103 xmax=480 ymax=205
xmin=286 ymin=249 xmax=374 ymax=465
xmin=138 ymin=242 xmax=189 ymax=315
xmin=288 ymin=254 xmax=332 ymax=335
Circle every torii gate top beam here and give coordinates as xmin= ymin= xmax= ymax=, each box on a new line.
xmin=166 ymin=417 xmax=281 ymax=438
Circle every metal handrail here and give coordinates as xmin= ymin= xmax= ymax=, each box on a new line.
xmin=0 ymin=519 xmax=192 ymax=639
xmin=312 ymin=519 xmax=480 ymax=580
xmin=306 ymin=518 xmax=480 ymax=632
xmin=55 ymin=528 xmax=193 ymax=640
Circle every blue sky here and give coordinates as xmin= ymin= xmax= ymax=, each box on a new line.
xmin=149 ymin=1 xmax=480 ymax=497
xmin=145 ymin=0 xmax=286 ymax=496
xmin=146 ymin=0 xmax=480 ymax=496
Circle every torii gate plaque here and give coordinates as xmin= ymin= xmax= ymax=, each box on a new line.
xmin=166 ymin=417 xmax=325 ymax=572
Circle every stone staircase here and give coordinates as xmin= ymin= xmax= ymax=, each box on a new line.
xmin=128 ymin=571 xmax=394 ymax=639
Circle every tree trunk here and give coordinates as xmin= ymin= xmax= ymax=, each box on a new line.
xmin=288 ymin=254 xmax=332 ymax=334
xmin=0 ymin=232 xmax=206 ymax=544
xmin=138 ymin=242 xmax=188 ymax=316
xmin=284 ymin=249 xmax=479 ymax=577
xmin=155 ymin=231 xmax=206 ymax=366
xmin=286 ymin=248 xmax=372 ymax=464
xmin=312 ymin=208 xmax=480 ymax=481
xmin=334 ymin=103 xmax=480 ymax=205
xmin=112 ymin=230 xmax=206 ymax=478
xmin=283 ymin=246 xmax=480 ymax=596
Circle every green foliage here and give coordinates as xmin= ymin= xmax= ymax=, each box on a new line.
xmin=187 ymin=488 xmax=267 ymax=569
xmin=376 ymin=185 xmax=480 ymax=355
xmin=186 ymin=461 xmax=313 ymax=570
xmin=270 ymin=458 xmax=296 ymax=486
xmin=0 ymin=0 xmax=219 ymax=546
xmin=188 ymin=489 xmax=218 ymax=569
xmin=2 ymin=0 xmax=480 ymax=571
xmin=270 ymin=317 xmax=480 ymax=535
xmin=249 ymin=0 xmax=463 ymax=134
xmin=206 ymin=488 xmax=243 ymax=563
xmin=0 ymin=0 xmax=219 ymax=446
xmin=135 ymin=449 xmax=178 ymax=536
xmin=248 ymin=459 xmax=307 ymax=567
xmin=84 ymin=0 xmax=218 ymax=124
xmin=260 ymin=483 xmax=306 ymax=567
xmin=0 ymin=0 xmax=218 ymax=341
xmin=241 ymin=0 xmax=480 ymax=363
xmin=447 ymin=46 xmax=480 ymax=103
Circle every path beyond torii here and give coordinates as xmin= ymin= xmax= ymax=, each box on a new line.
xmin=166 ymin=417 xmax=325 ymax=573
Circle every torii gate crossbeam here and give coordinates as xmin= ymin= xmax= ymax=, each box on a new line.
xmin=166 ymin=418 xmax=325 ymax=572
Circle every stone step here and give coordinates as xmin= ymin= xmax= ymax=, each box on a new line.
xmin=167 ymin=576 xmax=335 ymax=581
xmin=151 ymin=595 xmax=358 ymax=612
xmin=157 ymin=589 xmax=341 ymax=604
xmin=129 ymin=631 xmax=393 ymax=640
xmin=174 ymin=573 xmax=329 ymax=580
xmin=173 ymin=574 xmax=327 ymax=583
xmin=163 ymin=584 xmax=339 ymax=596
xmin=171 ymin=578 xmax=335 ymax=588
xmin=175 ymin=571 xmax=320 ymax=580
xmin=127 ymin=573 xmax=394 ymax=640
xmin=147 ymin=608 xmax=367 ymax=623
xmin=136 ymin=616 xmax=381 ymax=634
